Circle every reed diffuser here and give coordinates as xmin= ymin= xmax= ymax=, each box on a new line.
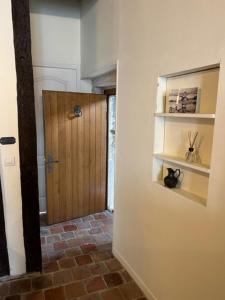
xmin=185 ymin=131 xmax=201 ymax=163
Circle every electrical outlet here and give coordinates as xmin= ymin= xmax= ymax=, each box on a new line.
xmin=4 ymin=156 xmax=16 ymax=167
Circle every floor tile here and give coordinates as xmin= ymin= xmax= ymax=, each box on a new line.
xmin=47 ymin=235 xmax=60 ymax=244
xmin=119 ymin=282 xmax=143 ymax=299
xmin=67 ymin=238 xmax=83 ymax=248
xmin=65 ymin=247 xmax=82 ymax=257
xmin=120 ymin=270 xmax=132 ymax=283
xmin=53 ymin=270 xmax=73 ymax=286
xmin=10 ymin=279 xmax=31 ymax=295
xmin=90 ymin=221 xmax=103 ymax=228
xmin=82 ymin=236 xmax=96 ymax=244
xmin=106 ymin=258 xmax=123 ymax=272
xmin=58 ymin=258 xmax=75 ymax=269
xmin=71 ymin=218 xmax=83 ymax=225
xmin=75 ymin=255 xmax=93 ymax=266
xmin=0 ymin=282 xmax=9 ymax=297
xmin=101 ymin=288 xmax=125 ymax=300
xmin=103 ymin=272 xmax=124 ymax=288
xmin=61 ymin=232 xmax=74 ymax=240
xmin=23 ymin=291 xmax=44 ymax=300
xmin=54 ymin=241 xmax=68 ymax=251
xmin=45 ymin=286 xmax=65 ymax=300
xmin=77 ymin=222 xmax=91 ymax=230
xmin=79 ymin=293 xmax=101 ymax=300
xmin=32 ymin=274 xmax=52 ymax=290
xmin=89 ymin=228 xmax=103 ymax=235
xmin=5 ymin=295 xmax=21 ymax=300
xmin=89 ymin=262 xmax=108 ymax=276
xmin=86 ymin=276 xmax=106 ymax=293
xmin=40 ymin=228 xmax=49 ymax=236
xmin=63 ymin=224 xmax=77 ymax=232
xmin=94 ymin=213 xmax=107 ymax=220
xmin=48 ymin=250 xmax=65 ymax=262
xmin=82 ymin=215 xmax=94 ymax=222
xmin=43 ymin=261 xmax=59 ymax=273
xmin=91 ymin=251 xmax=111 ymax=262
xmin=80 ymin=243 xmax=97 ymax=254
xmin=50 ymin=226 xmax=63 ymax=234
xmin=65 ymin=282 xmax=86 ymax=299
xmin=71 ymin=265 xmax=92 ymax=281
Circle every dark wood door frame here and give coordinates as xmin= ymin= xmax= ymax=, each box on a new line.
xmin=11 ymin=0 xmax=42 ymax=272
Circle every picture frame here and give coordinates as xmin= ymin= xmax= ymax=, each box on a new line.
xmin=168 ymin=87 xmax=199 ymax=113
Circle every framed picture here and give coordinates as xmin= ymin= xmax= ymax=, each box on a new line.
xmin=168 ymin=89 xmax=179 ymax=113
xmin=168 ymin=87 xmax=199 ymax=113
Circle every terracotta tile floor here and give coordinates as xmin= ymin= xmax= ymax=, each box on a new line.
xmin=0 ymin=211 xmax=147 ymax=300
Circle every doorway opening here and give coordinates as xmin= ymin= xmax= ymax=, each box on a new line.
xmin=107 ymin=94 xmax=116 ymax=212
xmin=7 ymin=1 xmax=145 ymax=298
xmin=29 ymin=0 xmax=118 ymax=286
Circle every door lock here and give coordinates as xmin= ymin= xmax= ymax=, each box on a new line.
xmin=45 ymin=154 xmax=60 ymax=173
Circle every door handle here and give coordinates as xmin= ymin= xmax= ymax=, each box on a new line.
xmin=45 ymin=160 xmax=60 ymax=164
xmin=45 ymin=154 xmax=60 ymax=165
xmin=45 ymin=154 xmax=60 ymax=173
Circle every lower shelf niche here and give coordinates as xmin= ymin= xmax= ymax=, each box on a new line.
xmin=153 ymin=157 xmax=209 ymax=206
xmin=155 ymin=181 xmax=207 ymax=206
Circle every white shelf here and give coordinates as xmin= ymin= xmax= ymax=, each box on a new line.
xmin=153 ymin=153 xmax=210 ymax=175
xmin=154 ymin=113 xmax=215 ymax=119
xmin=155 ymin=181 xmax=206 ymax=206
xmin=153 ymin=68 xmax=220 ymax=203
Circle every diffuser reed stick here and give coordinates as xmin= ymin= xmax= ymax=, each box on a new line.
xmin=185 ymin=131 xmax=200 ymax=162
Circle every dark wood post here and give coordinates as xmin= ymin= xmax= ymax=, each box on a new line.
xmin=11 ymin=0 xmax=42 ymax=272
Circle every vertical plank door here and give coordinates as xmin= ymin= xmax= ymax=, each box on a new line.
xmin=43 ymin=91 xmax=107 ymax=224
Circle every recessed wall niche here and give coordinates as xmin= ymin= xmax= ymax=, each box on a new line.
xmin=153 ymin=65 xmax=220 ymax=205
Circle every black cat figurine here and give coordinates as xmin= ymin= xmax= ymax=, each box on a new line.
xmin=164 ymin=168 xmax=181 ymax=188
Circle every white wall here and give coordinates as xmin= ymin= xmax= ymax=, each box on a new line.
xmin=0 ymin=1 xmax=26 ymax=275
xmin=114 ymin=1 xmax=225 ymax=299
xmin=30 ymin=0 xmax=81 ymax=67
xmin=80 ymin=0 xmax=118 ymax=78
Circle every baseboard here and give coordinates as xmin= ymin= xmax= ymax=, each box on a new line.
xmin=113 ymin=247 xmax=157 ymax=300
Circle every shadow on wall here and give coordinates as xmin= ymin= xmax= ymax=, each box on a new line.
xmin=29 ymin=0 xmax=81 ymax=19
xmin=80 ymin=0 xmax=98 ymax=18
xmin=80 ymin=0 xmax=98 ymax=78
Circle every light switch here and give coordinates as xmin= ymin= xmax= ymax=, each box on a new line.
xmin=4 ymin=156 xmax=16 ymax=167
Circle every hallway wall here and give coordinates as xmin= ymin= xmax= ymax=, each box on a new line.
xmin=30 ymin=0 xmax=81 ymax=67
xmin=80 ymin=0 xmax=118 ymax=78
xmin=0 ymin=0 xmax=26 ymax=276
xmin=114 ymin=1 xmax=225 ymax=299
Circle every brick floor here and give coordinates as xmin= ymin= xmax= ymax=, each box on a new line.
xmin=0 ymin=211 xmax=145 ymax=299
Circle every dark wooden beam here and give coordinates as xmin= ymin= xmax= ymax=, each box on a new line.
xmin=0 ymin=180 xmax=9 ymax=276
xmin=11 ymin=0 xmax=42 ymax=272
xmin=104 ymin=88 xmax=116 ymax=96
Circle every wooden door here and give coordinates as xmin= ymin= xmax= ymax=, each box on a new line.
xmin=43 ymin=91 xmax=107 ymax=224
